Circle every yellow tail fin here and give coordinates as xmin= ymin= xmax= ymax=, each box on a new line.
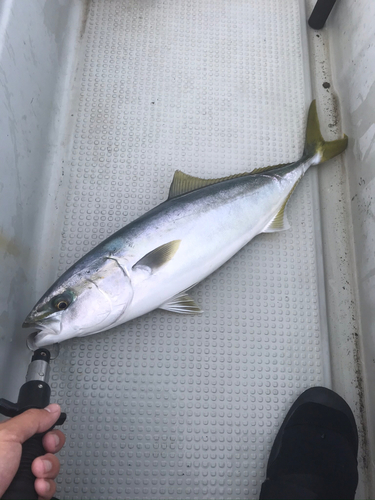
xmin=304 ymin=100 xmax=348 ymax=162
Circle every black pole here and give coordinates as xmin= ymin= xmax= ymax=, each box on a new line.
xmin=308 ymin=0 xmax=338 ymax=30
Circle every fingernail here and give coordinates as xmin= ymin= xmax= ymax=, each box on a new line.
xmin=44 ymin=403 xmax=60 ymax=413
xmin=53 ymin=433 xmax=60 ymax=447
xmin=43 ymin=460 xmax=52 ymax=473
xmin=42 ymin=480 xmax=51 ymax=492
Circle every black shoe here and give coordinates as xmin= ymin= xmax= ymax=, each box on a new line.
xmin=259 ymin=387 xmax=358 ymax=500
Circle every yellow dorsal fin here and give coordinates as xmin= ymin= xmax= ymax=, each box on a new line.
xmin=168 ymin=165 xmax=292 ymax=199
xmin=168 ymin=170 xmax=248 ymax=199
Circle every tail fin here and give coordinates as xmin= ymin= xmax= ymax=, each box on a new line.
xmin=304 ymin=100 xmax=348 ymax=163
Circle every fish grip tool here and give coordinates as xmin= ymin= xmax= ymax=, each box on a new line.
xmin=0 ymin=347 xmax=66 ymax=500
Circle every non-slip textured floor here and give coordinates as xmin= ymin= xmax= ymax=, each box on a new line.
xmin=48 ymin=1 xmax=330 ymax=498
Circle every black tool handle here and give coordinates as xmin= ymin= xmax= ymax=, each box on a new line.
xmin=0 ymin=348 xmax=66 ymax=500
xmin=2 ymin=433 xmax=46 ymax=500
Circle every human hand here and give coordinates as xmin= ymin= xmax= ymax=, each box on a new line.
xmin=0 ymin=404 xmax=66 ymax=500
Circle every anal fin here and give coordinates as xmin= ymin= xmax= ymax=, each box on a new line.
xmin=263 ymin=207 xmax=291 ymax=232
xmin=263 ymin=178 xmax=300 ymax=233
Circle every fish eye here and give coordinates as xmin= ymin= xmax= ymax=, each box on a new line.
xmin=56 ymin=300 xmax=68 ymax=310
xmin=52 ymin=292 xmax=73 ymax=312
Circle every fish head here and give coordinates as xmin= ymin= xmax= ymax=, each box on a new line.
xmin=23 ymin=257 xmax=134 ymax=349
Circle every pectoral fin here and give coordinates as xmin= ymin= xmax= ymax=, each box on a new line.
xmin=159 ymin=291 xmax=203 ymax=314
xmin=133 ymin=240 xmax=181 ymax=273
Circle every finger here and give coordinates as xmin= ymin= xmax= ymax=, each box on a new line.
xmin=0 ymin=405 xmax=61 ymax=444
xmin=35 ymin=477 xmax=56 ymax=500
xmin=42 ymin=430 xmax=66 ymax=453
xmin=32 ymin=453 xmax=60 ymax=479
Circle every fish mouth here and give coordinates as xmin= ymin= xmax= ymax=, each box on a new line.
xmin=26 ymin=330 xmax=56 ymax=351
xmin=26 ymin=325 xmax=59 ymax=351
xmin=24 ymin=316 xmax=62 ymax=350
xmin=26 ymin=331 xmax=45 ymax=351
xmin=26 ymin=332 xmax=60 ymax=358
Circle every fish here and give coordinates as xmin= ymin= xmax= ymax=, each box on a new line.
xmin=24 ymin=101 xmax=348 ymax=349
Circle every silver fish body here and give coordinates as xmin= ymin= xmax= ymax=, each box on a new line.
xmin=24 ymin=102 xmax=348 ymax=348
xmin=104 ymin=160 xmax=306 ymax=322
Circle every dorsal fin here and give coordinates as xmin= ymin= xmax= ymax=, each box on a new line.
xmin=168 ymin=170 xmax=249 ymax=199
xmin=168 ymin=164 xmax=292 ymax=199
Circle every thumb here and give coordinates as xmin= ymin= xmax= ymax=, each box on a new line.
xmin=1 ymin=405 xmax=61 ymax=444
